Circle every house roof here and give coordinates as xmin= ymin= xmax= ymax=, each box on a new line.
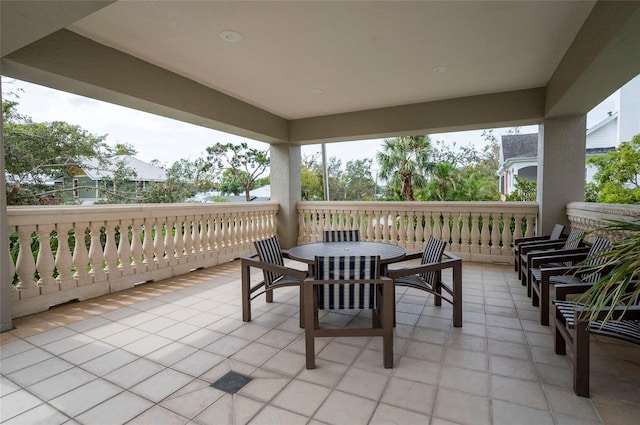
xmin=501 ymin=134 xmax=538 ymax=161
xmin=586 ymin=111 xmax=618 ymax=135
xmin=80 ymin=155 xmax=167 ymax=182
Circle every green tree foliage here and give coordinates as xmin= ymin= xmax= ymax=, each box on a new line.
xmin=586 ymin=134 xmax=640 ymax=204
xmin=377 ymin=135 xmax=433 ymax=201
xmin=506 ymin=177 xmax=537 ymax=201
xmin=219 ymin=169 xmax=246 ymax=196
xmin=109 ymin=142 xmax=138 ymax=156
xmin=206 ymin=142 xmax=269 ymax=201
xmin=301 ymin=154 xmax=324 ymax=200
xmin=139 ymin=157 xmax=218 ymax=203
xmin=3 ymin=100 xmax=110 ymax=205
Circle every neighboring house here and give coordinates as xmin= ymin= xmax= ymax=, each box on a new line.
xmin=188 ymin=185 xmax=270 ymax=203
xmin=61 ymin=155 xmax=167 ymax=203
xmin=498 ymin=74 xmax=640 ymax=197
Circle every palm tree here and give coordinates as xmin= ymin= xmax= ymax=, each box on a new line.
xmin=377 ymin=135 xmax=434 ymax=201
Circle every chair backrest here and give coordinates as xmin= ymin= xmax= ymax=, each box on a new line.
xmin=323 ymin=230 xmax=361 ymax=242
xmin=254 ymin=236 xmax=285 ymax=287
xmin=315 ymin=255 xmax=379 ymax=310
xmin=550 ymin=224 xmax=565 ymax=240
xmin=420 ymin=237 xmax=446 ymax=284
xmin=584 ymin=237 xmax=612 ymax=283
xmin=563 ymin=228 xmax=584 ymax=250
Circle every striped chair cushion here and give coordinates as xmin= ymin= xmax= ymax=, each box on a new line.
xmin=549 ymin=224 xmax=565 ymax=240
xmin=563 ymin=228 xmax=584 ymax=250
xmin=323 ymin=230 xmax=361 ymax=242
xmin=315 ymin=255 xmax=378 ymax=310
xmin=254 ymin=236 xmax=285 ymax=287
xmin=419 ymin=237 xmax=446 ymax=285
xmin=582 ymin=237 xmax=611 ymax=283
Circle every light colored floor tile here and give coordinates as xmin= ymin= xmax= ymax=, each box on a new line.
xmin=248 ymin=405 xmax=308 ymax=425
xmin=123 ymin=334 xmax=174 ymax=357
xmin=0 ymin=376 xmax=21 ymax=397
xmin=544 ymin=385 xmax=602 ymax=422
xmin=230 ymin=342 xmax=280 ymax=367
xmin=8 ymin=357 xmax=74 ymax=387
xmin=59 ymin=341 xmax=115 ymax=365
xmin=145 ymin=342 xmax=198 ymax=367
xmin=127 ymin=405 xmax=190 ymax=425
xmin=0 ymin=389 xmax=43 ymax=422
xmin=316 ymin=341 xmax=362 ymax=365
xmin=203 ymin=335 xmax=250 ymax=357
xmin=101 ymin=328 xmax=151 ymax=348
xmin=49 ymin=379 xmax=122 ymax=417
xmin=0 ymin=339 xmax=35 ymax=360
xmin=156 ymin=322 xmax=202 ymax=341
xmin=130 ymin=368 xmax=193 ymax=402
xmin=41 ymin=334 xmax=95 ymax=356
xmin=433 ymin=388 xmax=491 ymax=425
xmin=393 ymin=356 xmax=441 ymax=385
xmin=380 ymin=376 xmax=436 ymax=416
xmin=75 ymin=391 xmax=153 ymax=424
xmin=195 ymin=394 xmax=264 ymax=425
xmin=271 ymin=379 xmax=331 ymax=417
xmin=492 ymin=399 xmax=554 ymax=425
xmin=256 ymin=329 xmax=299 ymax=349
xmin=443 ymin=347 xmax=489 ymax=371
xmin=179 ymin=328 xmax=224 ymax=349
xmin=296 ymin=359 xmax=349 ymax=388
xmin=404 ymin=340 xmax=444 ymax=363
xmin=491 ymin=375 xmax=549 ymax=410
xmin=83 ymin=322 xmax=129 ymax=340
xmin=1 ymin=402 xmax=70 ymax=425
xmin=161 ymin=379 xmax=226 ymax=419
xmin=336 ymin=367 xmax=388 ymax=401
xmin=1 ymin=348 xmax=53 ymax=374
xmin=369 ymin=403 xmax=431 ymax=425
xmin=490 ymin=354 xmax=538 ymax=381
xmin=172 ymin=350 xmax=226 ymax=377
xmin=262 ymin=349 xmax=306 ymax=376
xmin=28 ymin=367 xmax=97 ymax=400
xmin=238 ymin=374 xmax=291 ymax=403
xmin=25 ymin=327 xmax=77 ymax=346
xmin=439 ymin=365 xmax=490 ymax=396
xmin=314 ymin=391 xmax=377 ymax=425
xmin=103 ymin=358 xmax=164 ymax=388
xmin=80 ymin=348 xmax=139 ymax=376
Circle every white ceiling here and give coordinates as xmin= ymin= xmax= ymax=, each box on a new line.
xmin=67 ymin=1 xmax=595 ymax=120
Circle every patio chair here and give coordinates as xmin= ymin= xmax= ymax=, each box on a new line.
xmin=513 ymin=223 xmax=565 ymax=274
xmin=520 ymin=228 xmax=586 ymax=292
xmin=303 ymin=255 xmax=394 ymax=369
xmin=323 ymin=229 xmax=361 ymax=242
xmin=241 ymin=235 xmax=307 ymax=326
xmin=386 ymin=236 xmax=463 ymax=327
xmin=529 ymin=236 xmax=611 ymax=325
xmin=554 ymin=288 xmax=640 ymax=397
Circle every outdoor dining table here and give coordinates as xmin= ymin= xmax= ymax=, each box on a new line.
xmin=288 ymin=241 xmax=407 ymax=276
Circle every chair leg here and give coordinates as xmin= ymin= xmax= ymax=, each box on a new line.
xmin=452 ymin=261 xmax=463 ymax=327
xmin=540 ymin=277 xmax=550 ymax=326
xmin=574 ymin=320 xmax=590 ymax=397
xmin=382 ymin=282 xmax=394 ymax=369
xmin=304 ymin=283 xmax=316 ymax=369
xmin=433 ymin=271 xmax=442 ymax=307
xmin=241 ymin=262 xmax=251 ymax=322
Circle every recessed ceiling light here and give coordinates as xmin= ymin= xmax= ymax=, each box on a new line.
xmin=219 ymin=30 xmax=242 ymax=42
xmin=431 ymin=66 xmax=450 ymax=73
xmin=310 ymin=89 xmax=324 ymax=95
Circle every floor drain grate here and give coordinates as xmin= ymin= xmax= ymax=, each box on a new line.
xmin=210 ymin=371 xmax=252 ymax=394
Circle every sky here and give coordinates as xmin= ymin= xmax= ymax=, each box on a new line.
xmin=2 ymin=78 xmax=617 ymax=171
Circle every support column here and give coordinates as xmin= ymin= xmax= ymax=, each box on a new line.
xmin=1 ymin=75 xmax=15 ymax=331
xmin=538 ymin=116 xmax=586 ymax=233
xmin=270 ymin=143 xmax=301 ymax=249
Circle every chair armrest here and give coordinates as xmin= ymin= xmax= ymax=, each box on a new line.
xmin=304 ymin=277 xmax=393 ymax=285
xmin=554 ymin=282 xmax=597 ymax=300
xmin=241 ymin=255 xmax=308 ymax=280
xmin=529 ymin=250 xmax=589 ymax=269
xmin=519 ymin=240 xmax=568 ymax=254
xmin=514 ymin=235 xmax=552 ymax=246
xmin=386 ymin=254 xmax=461 ymax=279
xmin=576 ymin=304 xmax=640 ymax=321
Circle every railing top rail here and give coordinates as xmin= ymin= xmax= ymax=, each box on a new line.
xmin=297 ymin=201 xmax=539 ymax=213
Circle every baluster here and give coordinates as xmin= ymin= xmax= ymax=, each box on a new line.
xmin=184 ymin=217 xmax=194 ymax=256
xmin=154 ymin=219 xmax=165 ymax=265
xmin=200 ymin=215 xmax=209 ymax=253
xmin=480 ymin=213 xmax=490 ymax=252
xmin=118 ymin=222 xmax=133 ymax=272
xmin=524 ymin=213 xmax=537 ymax=237
xmin=432 ymin=212 xmax=442 ymax=240
xmin=490 ymin=214 xmax=502 ymax=255
xmin=502 ymin=215 xmax=513 ymax=253
xmin=165 ymin=219 xmax=176 ymax=262
xmin=451 ymin=212 xmax=461 ymax=253
xmin=512 ymin=213 xmax=524 ymax=242
xmin=214 ymin=214 xmax=222 ymax=250
xmin=73 ymin=224 xmax=90 ymax=285
xmin=470 ymin=213 xmax=481 ymax=254
xmin=88 ymin=223 xmax=106 ymax=281
xmin=15 ymin=226 xmax=37 ymax=289
xmin=442 ymin=212 xmax=451 ymax=249
xmin=174 ymin=217 xmax=185 ymax=260
xmin=389 ymin=210 xmax=398 ymax=243
xmin=103 ymin=221 xmax=118 ymax=274
xmin=7 ymin=231 xmax=16 ymax=285
xmin=143 ymin=218 xmax=155 ymax=265
xmin=414 ymin=212 xmax=423 ymax=247
xmin=460 ymin=213 xmax=471 ymax=253
xmin=208 ymin=215 xmax=216 ymax=251
xmin=191 ymin=215 xmax=201 ymax=255
xmin=35 ymin=225 xmax=56 ymax=288
xmin=130 ymin=220 xmax=144 ymax=268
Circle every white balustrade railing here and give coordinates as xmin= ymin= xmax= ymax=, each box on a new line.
xmin=297 ymin=201 xmax=540 ymax=263
xmin=566 ymin=202 xmax=640 ymax=242
xmin=6 ymin=202 xmax=279 ymax=318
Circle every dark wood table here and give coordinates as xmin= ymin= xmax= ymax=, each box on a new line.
xmin=288 ymin=241 xmax=406 ymax=275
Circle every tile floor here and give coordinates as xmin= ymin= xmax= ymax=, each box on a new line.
xmin=1 ymin=260 xmax=639 ymax=425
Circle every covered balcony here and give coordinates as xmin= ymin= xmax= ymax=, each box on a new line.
xmin=2 ymin=1 xmax=640 ymax=423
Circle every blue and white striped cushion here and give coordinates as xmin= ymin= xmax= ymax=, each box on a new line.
xmin=254 ymin=236 xmax=285 ymax=287
xmin=315 ymin=255 xmax=378 ymax=310
xmin=563 ymin=229 xmax=584 ymax=250
xmin=583 ymin=237 xmax=611 ymax=283
xmin=419 ymin=237 xmax=446 ymax=284
xmin=323 ymin=230 xmax=361 ymax=242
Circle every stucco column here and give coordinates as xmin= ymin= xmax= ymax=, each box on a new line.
xmin=1 ymin=76 xmax=14 ymax=331
xmin=538 ymin=116 xmax=586 ymax=233
xmin=270 ymin=143 xmax=301 ymax=249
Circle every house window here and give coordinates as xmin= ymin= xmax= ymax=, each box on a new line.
xmin=73 ymin=179 xmax=79 ymax=198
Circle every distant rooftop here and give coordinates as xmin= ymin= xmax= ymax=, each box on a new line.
xmin=81 ymin=155 xmax=167 ymax=181
xmin=501 ymin=133 xmax=538 ymax=160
